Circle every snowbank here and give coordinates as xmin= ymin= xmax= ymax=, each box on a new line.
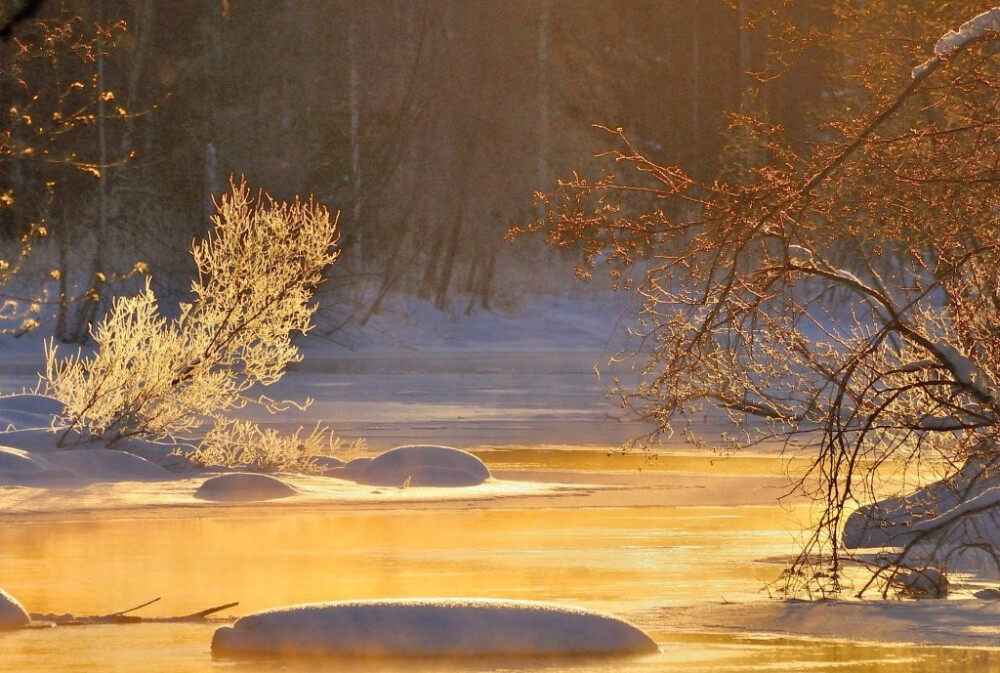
xmin=0 ymin=428 xmax=67 ymax=453
xmin=842 ymin=457 xmax=1000 ymax=576
xmin=0 ymin=588 xmax=30 ymax=630
xmin=344 ymin=445 xmax=491 ymax=487
xmin=43 ymin=449 xmax=173 ymax=482
xmin=211 ymin=599 xmax=658 ymax=658
xmin=0 ymin=446 xmax=57 ymax=475
xmin=306 ymin=292 xmax=634 ymax=354
xmin=661 ymin=598 xmax=1000 ymax=647
xmin=843 ymin=457 xmax=1000 ymax=550
xmin=195 ymin=473 xmax=297 ymax=502
xmin=0 ymin=394 xmax=65 ymax=417
xmin=0 ymin=446 xmax=79 ymax=486
xmin=311 ymin=455 xmax=347 ymax=474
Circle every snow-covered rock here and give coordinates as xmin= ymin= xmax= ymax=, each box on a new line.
xmin=343 ymin=456 xmax=372 ymax=470
xmin=115 ymin=437 xmax=194 ymax=469
xmin=347 ymin=445 xmax=490 ymax=487
xmin=0 ymin=394 xmax=65 ymax=417
xmin=0 ymin=446 xmax=80 ymax=486
xmin=195 ymin=473 xmax=297 ymax=502
xmin=0 ymin=409 xmax=54 ymax=432
xmin=0 ymin=428 xmax=67 ymax=453
xmin=211 ymin=599 xmax=658 ymax=658
xmin=975 ymin=588 xmax=1000 ymax=600
xmin=897 ymin=567 xmax=948 ymax=598
xmin=0 ymin=587 xmax=30 ymax=629
xmin=0 ymin=445 xmax=56 ymax=474
xmin=311 ymin=455 xmax=347 ymax=474
xmin=43 ymin=449 xmax=174 ymax=482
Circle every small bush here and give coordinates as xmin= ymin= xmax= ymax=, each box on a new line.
xmin=184 ymin=419 xmax=363 ymax=473
xmin=43 ymin=178 xmax=340 ymax=444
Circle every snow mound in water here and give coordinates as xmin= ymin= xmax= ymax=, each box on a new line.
xmin=195 ymin=473 xmax=297 ymax=502
xmin=349 ymin=445 xmax=490 ymax=487
xmin=0 ymin=587 xmax=30 ymax=630
xmin=44 ymin=449 xmax=174 ymax=481
xmin=211 ymin=599 xmax=658 ymax=658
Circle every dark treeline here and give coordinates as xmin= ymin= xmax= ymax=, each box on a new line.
xmin=2 ymin=1 xmax=834 ymax=340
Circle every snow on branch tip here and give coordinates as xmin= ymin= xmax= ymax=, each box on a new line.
xmin=912 ymin=7 xmax=1000 ymax=79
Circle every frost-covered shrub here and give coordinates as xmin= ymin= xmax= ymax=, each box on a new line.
xmin=184 ymin=419 xmax=362 ymax=473
xmin=43 ymin=179 xmax=339 ymax=444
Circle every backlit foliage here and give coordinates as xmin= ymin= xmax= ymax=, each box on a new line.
xmin=524 ymin=6 xmax=1000 ymax=595
xmin=0 ymin=10 xmax=130 ymax=335
xmin=43 ymin=179 xmax=339 ymax=444
xmin=184 ymin=419 xmax=363 ymax=473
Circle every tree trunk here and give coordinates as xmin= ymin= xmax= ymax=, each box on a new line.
xmin=433 ymin=212 xmax=462 ymax=310
xmin=349 ymin=12 xmax=363 ymax=236
xmin=536 ymin=0 xmax=550 ymax=204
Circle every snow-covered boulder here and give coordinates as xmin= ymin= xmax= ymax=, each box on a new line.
xmin=311 ymin=455 xmax=347 ymax=474
xmin=348 ymin=445 xmax=490 ymax=487
xmin=195 ymin=473 xmax=297 ymax=502
xmin=342 ymin=456 xmax=372 ymax=471
xmin=0 ymin=587 xmax=30 ymax=629
xmin=0 ymin=394 xmax=65 ymax=417
xmin=975 ymin=588 xmax=1000 ymax=600
xmin=0 ymin=445 xmax=56 ymax=474
xmin=0 ymin=409 xmax=55 ymax=432
xmin=0 ymin=446 xmax=80 ymax=486
xmin=897 ymin=567 xmax=948 ymax=598
xmin=0 ymin=428 xmax=67 ymax=453
xmin=211 ymin=599 xmax=658 ymax=658
xmin=115 ymin=437 xmax=194 ymax=469
xmin=43 ymin=449 xmax=173 ymax=482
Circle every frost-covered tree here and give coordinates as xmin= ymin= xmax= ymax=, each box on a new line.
xmin=520 ymin=7 xmax=1000 ymax=596
xmin=43 ymin=179 xmax=339 ymax=445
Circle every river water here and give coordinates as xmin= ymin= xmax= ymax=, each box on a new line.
xmin=2 ymin=483 xmax=998 ymax=672
xmin=1 ymin=352 xmax=999 ymax=670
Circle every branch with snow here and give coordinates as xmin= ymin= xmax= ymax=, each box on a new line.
xmin=912 ymin=8 xmax=1000 ymax=79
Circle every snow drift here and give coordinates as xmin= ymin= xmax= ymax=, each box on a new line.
xmin=42 ymin=449 xmax=173 ymax=481
xmin=211 ymin=599 xmax=658 ymax=658
xmin=843 ymin=457 xmax=1000 ymax=550
xmin=0 ymin=446 xmax=79 ymax=486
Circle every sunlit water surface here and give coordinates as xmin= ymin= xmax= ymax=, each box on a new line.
xmin=2 ymin=483 xmax=998 ymax=672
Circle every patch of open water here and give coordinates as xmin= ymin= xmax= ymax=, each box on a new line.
xmin=2 ymin=495 xmax=999 ymax=672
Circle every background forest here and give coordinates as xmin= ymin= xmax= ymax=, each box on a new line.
xmin=0 ymin=0 xmax=965 ymax=344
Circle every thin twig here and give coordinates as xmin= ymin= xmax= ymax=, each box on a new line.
xmin=106 ymin=596 xmax=161 ymax=618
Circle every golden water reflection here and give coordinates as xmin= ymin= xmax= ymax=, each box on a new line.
xmin=2 ymin=506 xmax=798 ymax=619
xmin=0 ymin=451 xmax=991 ymax=672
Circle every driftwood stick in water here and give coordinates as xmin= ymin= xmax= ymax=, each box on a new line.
xmin=107 ymin=596 xmax=162 ymax=618
xmin=170 ymin=601 xmax=239 ymax=621
xmin=34 ymin=598 xmax=240 ymax=626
